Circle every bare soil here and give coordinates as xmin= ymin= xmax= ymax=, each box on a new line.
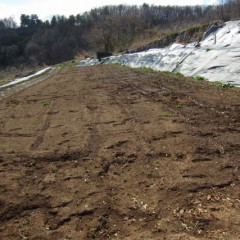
xmin=0 ymin=65 xmax=239 ymax=240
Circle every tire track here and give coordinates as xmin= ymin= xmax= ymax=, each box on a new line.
xmin=30 ymin=101 xmax=54 ymax=151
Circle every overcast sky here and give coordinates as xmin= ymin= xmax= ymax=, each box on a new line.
xmin=0 ymin=0 xmax=218 ymax=23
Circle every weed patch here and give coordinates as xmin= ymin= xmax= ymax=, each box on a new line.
xmin=176 ymin=104 xmax=183 ymax=109
xmin=195 ymin=76 xmax=205 ymax=81
xmin=138 ymin=67 xmax=156 ymax=73
xmin=159 ymin=112 xmax=172 ymax=117
xmin=55 ymin=60 xmax=75 ymax=69
xmin=214 ymin=81 xmax=235 ymax=89
xmin=43 ymin=100 xmax=50 ymax=107
xmin=161 ymin=71 xmax=185 ymax=78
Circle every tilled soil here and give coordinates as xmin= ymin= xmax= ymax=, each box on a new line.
xmin=0 ymin=65 xmax=239 ymax=240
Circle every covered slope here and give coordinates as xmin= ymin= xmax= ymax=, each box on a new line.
xmin=105 ymin=20 xmax=240 ymax=86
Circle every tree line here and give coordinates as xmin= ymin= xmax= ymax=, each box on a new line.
xmin=0 ymin=0 xmax=240 ymax=67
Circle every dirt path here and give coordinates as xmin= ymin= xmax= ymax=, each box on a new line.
xmin=0 ymin=65 xmax=239 ymax=240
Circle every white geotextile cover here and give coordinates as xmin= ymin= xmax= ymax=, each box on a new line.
xmin=0 ymin=67 xmax=52 ymax=89
xmin=101 ymin=20 xmax=240 ymax=86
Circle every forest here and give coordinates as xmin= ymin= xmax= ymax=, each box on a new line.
xmin=0 ymin=0 xmax=240 ymax=67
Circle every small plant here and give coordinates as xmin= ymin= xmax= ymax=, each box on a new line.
xmin=55 ymin=60 xmax=75 ymax=68
xmin=43 ymin=100 xmax=50 ymax=107
xmin=222 ymin=82 xmax=235 ymax=89
xmin=112 ymin=62 xmax=122 ymax=66
xmin=174 ymin=72 xmax=184 ymax=77
xmin=195 ymin=76 xmax=205 ymax=81
xmin=160 ymin=112 xmax=172 ymax=117
xmin=176 ymin=104 xmax=183 ymax=109
xmin=214 ymin=81 xmax=223 ymax=87
xmin=206 ymin=48 xmax=212 ymax=52
xmin=139 ymin=67 xmax=155 ymax=73
xmin=213 ymin=81 xmax=235 ymax=88
xmin=161 ymin=71 xmax=184 ymax=78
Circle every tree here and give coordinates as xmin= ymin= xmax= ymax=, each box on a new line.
xmin=51 ymin=16 xmax=57 ymax=26
xmin=0 ymin=17 xmax=16 ymax=29
xmin=20 ymin=14 xmax=30 ymax=28
xmin=217 ymin=0 xmax=230 ymax=21
xmin=0 ymin=20 xmax=6 ymax=30
xmin=0 ymin=17 xmax=17 ymax=29
xmin=20 ymin=14 xmax=41 ymax=29
xmin=93 ymin=15 xmax=118 ymax=52
xmin=29 ymin=14 xmax=42 ymax=28
xmin=68 ymin=15 xmax=76 ymax=26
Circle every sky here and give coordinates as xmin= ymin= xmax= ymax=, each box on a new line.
xmin=0 ymin=0 xmax=219 ymax=24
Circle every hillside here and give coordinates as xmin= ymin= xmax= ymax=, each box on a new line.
xmin=127 ymin=23 xmax=210 ymax=53
xmin=105 ymin=20 xmax=240 ymax=86
xmin=0 ymin=64 xmax=239 ymax=239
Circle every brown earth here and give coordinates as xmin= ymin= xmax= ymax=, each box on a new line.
xmin=0 ymin=65 xmax=240 ymax=240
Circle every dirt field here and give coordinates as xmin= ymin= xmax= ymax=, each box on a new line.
xmin=0 ymin=65 xmax=239 ymax=240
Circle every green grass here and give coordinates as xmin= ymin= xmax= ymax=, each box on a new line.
xmin=43 ymin=100 xmax=50 ymax=107
xmin=112 ymin=63 xmax=130 ymax=69
xmin=138 ymin=67 xmax=156 ymax=73
xmin=55 ymin=60 xmax=76 ymax=68
xmin=111 ymin=62 xmax=122 ymax=66
xmin=206 ymin=48 xmax=212 ymax=52
xmin=222 ymin=83 xmax=235 ymax=89
xmin=195 ymin=75 xmax=205 ymax=81
xmin=174 ymin=72 xmax=184 ymax=77
xmin=213 ymin=81 xmax=235 ymax=89
xmin=176 ymin=104 xmax=183 ymax=109
xmin=159 ymin=112 xmax=172 ymax=117
xmin=161 ymin=71 xmax=185 ymax=78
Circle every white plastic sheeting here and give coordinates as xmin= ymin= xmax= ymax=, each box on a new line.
xmin=0 ymin=67 xmax=52 ymax=89
xmin=77 ymin=58 xmax=100 ymax=67
xmin=102 ymin=20 xmax=240 ymax=86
